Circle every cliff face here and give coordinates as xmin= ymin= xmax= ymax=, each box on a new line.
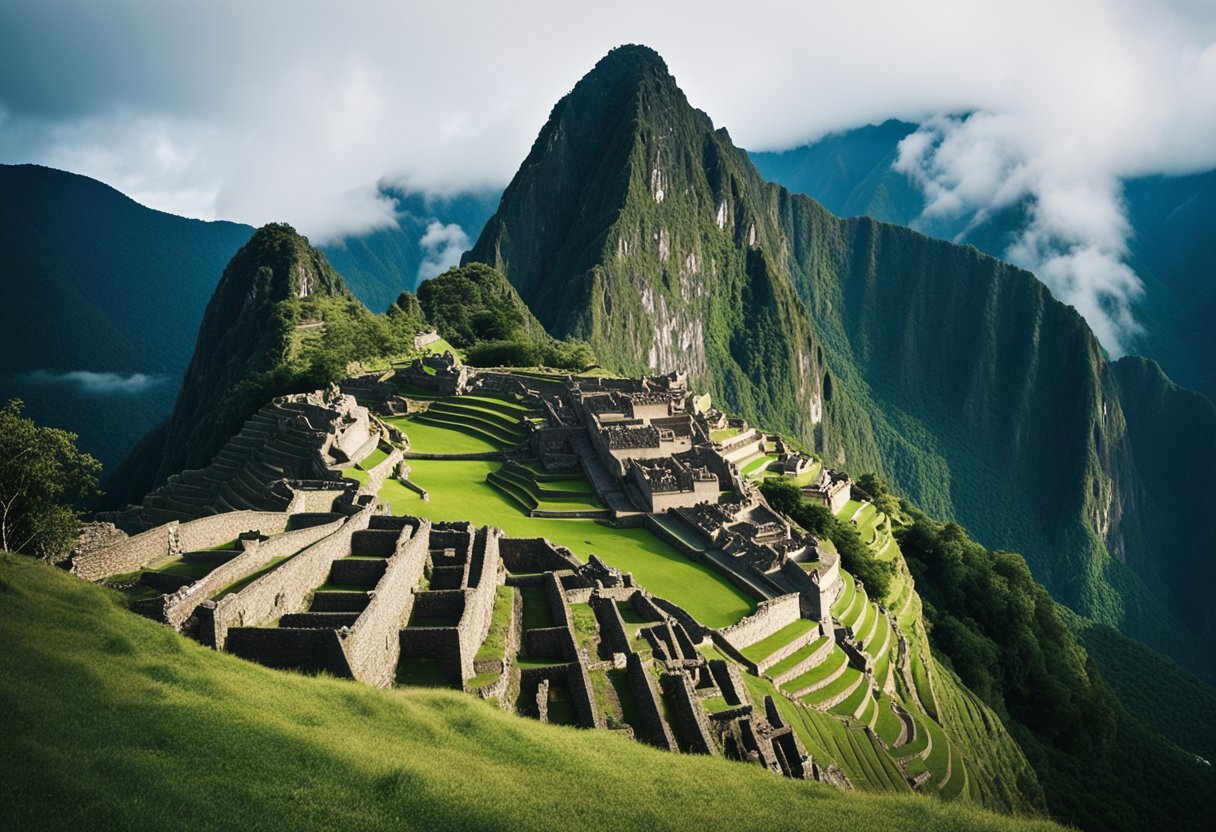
xmin=156 ymin=223 xmax=350 ymax=482
xmin=466 ymin=45 xmax=831 ymax=450
xmin=466 ymin=44 xmax=1212 ymax=676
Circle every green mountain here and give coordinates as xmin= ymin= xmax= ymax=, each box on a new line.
xmin=751 ymin=128 xmax=1216 ymax=402
xmin=107 ymin=224 xmax=423 ymax=506
xmin=0 ymin=165 xmax=497 ymax=472
xmin=0 ymin=164 xmax=252 ymax=469
xmin=464 ymin=46 xmax=1214 ymax=682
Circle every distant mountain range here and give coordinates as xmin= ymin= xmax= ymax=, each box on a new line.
xmin=751 ymin=122 xmax=1216 ymax=402
xmin=0 ymin=164 xmax=497 ymax=470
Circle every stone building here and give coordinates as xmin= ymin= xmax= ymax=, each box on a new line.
xmin=804 ymin=468 xmax=853 ymax=515
xmin=628 ymin=457 xmax=720 ymax=512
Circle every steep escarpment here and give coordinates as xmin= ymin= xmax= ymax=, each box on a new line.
xmin=465 ymin=45 xmax=1211 ymax=678
xmin=154 ymin=224 xmax=350 ymax=480
xmin=465 ymin=45 xmax=833 ymax=448
xmin=1112 ymin=357 xmax=1216 ymax=641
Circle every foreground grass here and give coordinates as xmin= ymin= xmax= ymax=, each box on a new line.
xmin=380 ymin=459 xmax=754 ymax=628
xmin=0 ymin=556 xmax=1064 ymax=832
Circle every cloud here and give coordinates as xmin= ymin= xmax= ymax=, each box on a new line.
xmin=416 ymin=221 xmax=470 ymax=283
xmin=19 ymin=370 xmax=168 ymax=396
xmin=894 ymin=114 xmax=1148 ymax=354
xmin=0 ymin=0 xmax=1214 ymax=348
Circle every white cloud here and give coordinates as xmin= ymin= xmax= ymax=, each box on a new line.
xmin=20 ymin=370 xmax=168 ymax=396
xmin=0 ymin=0 xmax=1214 ymax=350
xmin=416 ymin=221 xmax=470 ymax=282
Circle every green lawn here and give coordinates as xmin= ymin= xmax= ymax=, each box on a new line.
xmin=520 ymin=585 xmax=555 ymax=631
xmin=836 ymin=499 xmax=864 ymax=521
xmin=739 ymin=618 xmax=818 ymax=664
xmin=342 ymin=466 xmax=371 ymax=486
xmin=386 ymin=415 xmax=505 ymax=454
xmin=0 ymin=559 xmax=1078 ymax=832
xmin=473 ymin=585 xmax=517 ymax=667
xmin=359 ymin=445 xmax=391 ymax=471
xmin=740 ymin=453 xmax=778 ymax=479
xmin=378 ymin=459 xmax=754 ymax=628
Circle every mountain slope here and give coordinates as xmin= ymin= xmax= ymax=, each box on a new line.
xmin=752 ymin=129 xmax=1216 ymax=402
xmin=0 ymin=164 xmax=253 ymax=468
xmin=0 ymin=165 xmax=496 ymax=471
xmin=465 ymin=45 xmax=834 ymax=449
xmin=0 ymin=555 xmax=1065 ymax=832
xmin=463 ymin=45 xmax=1214 ymax=682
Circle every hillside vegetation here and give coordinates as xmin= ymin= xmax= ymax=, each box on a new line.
xmin=463 ymin=45 xmax=1215 ymax=687
xmin=898 ymin=509 xmax=1216 ymax=831
xmin=0 ymin=555 xmax=1065 ymax=832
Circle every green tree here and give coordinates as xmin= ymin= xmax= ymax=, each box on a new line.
xmin=857 ymin=472 xmax=900 ymax=518
xmin=0 ymin=400 xmax=101 ymax=560
xmin=760 ymin=479 xmax=893 ymax=598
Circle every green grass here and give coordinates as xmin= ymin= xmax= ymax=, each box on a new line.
xmin=385 ymin=416 xmax=504 ymax=454
xmin=836 ymin=499 xmax=864 ymax=521
xmin=710 ymin=427 xmax=742 ymax=443
xmin=739 ymin=618 xmax=818 ymax=664
xmin=378 ymin=456 xmax=753 ymax=628
xmin=740 ymin=453 xmax=778 ymax=479
xmin=801 ymin=665 xmax=865 ymax=709
xmin=570 ymin=603 xmax=600 ymax=655
xmin=359 ymin=445 xmax=391 ymax=471
xmin=766 ymin=635 xmax=831 ymax=680
xmin=472 ymin=585 xmax=517 ymax=669
xmin=342 ymin=466 xmax=371 ymax=486
xmin=519 ymin=585 xmax=555 ymax=632
xmin=211 ymin=554 xmax=295 ymax=599
xmin=0 ymin=559 xmax=1073 ymax=832
xmin=784 ymin=646 xmax=849 ymax=693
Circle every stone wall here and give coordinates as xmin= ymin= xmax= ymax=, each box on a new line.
xmin=627 ymin=652 xmax=676 ymax=750
xmin=662 ymin=671 xmax=717 ymax=755
xmin=224 ymin=627 xmax=351 ymax=676
xmin=453 ymin=527 xmax=505 ymax=680
xmin=341 ymin=519 xmax=430 ymax=687
xmin=69 ymin=522 xmax=176 ymax=582
xmin=568 ymin=654 xmax=604 ymax=729
xmin=591 ymin=592 xmax=630 ymax=655
xmin=177 ymin=512 xmax=290 ymax=552
xmin=164 ymin=516 xmax=346 ymax=630
xmin=473 ymin=587 xmax=522 ymax=704
xmin=70 ymin=510 xmax=295 ymax=582
xmin=209 ymin=507 xmax=373 ymax=649
xmin=359 ymin=445 xmax=404 ymax=499
xmin=718 ymin=593 xmax=801 ymax=651
xmin=398 ymin=627 xmax=462 ymax=675
xmin=498 ymin=537 xmax=581 ymax=574
xmin=651 ymin=596 xmax=711 ymax=643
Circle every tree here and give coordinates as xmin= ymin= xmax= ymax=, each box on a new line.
xmin=857 ymin=472 xmax=900 ymax=517
xmin=759 ymin=478 xmax=893 ymax=598
xmin=0 ymin=400 xmax=101 ymax=561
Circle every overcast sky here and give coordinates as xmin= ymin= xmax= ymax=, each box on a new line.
xmin=2 ymin=0 xmax=1215 ymax=353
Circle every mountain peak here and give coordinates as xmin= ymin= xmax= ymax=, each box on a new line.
xmin=588 ymin=43 xmax=669 ymax=78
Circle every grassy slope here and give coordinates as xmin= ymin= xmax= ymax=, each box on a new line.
xmin=384 ymin=416 xmax=753 ymax=628
xmin=0 ymin=556 xmax=1064 ymax=832
xmin=379 ymin=460 xmax=752 ymax=628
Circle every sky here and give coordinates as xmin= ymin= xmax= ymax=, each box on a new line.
xmin=2 ymin=0 xmax=1215 ymax=354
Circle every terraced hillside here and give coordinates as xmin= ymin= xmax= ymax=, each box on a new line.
xmin=366 ymin=397 xmax=1040 ymax=812
xmin=0 ymin=556 xmax=1067 ymax=832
